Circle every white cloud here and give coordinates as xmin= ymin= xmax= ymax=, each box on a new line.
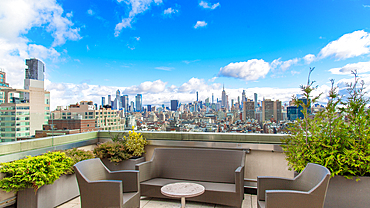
xmin=218 ymin=59 xmax=270 ymax=81
xmin=123 ymin=80 xmax=167 ymax=94
xmin=155 ymin=66 xmax=174 ymax=71
xmin=87 ymin=9 xmax=94 ymax=16
xmin=199 ymin=1 xmax=220 ymax=10
xmin=329 ymin=61 xmax=370 ymax=75
xmin=0 ymin=0 xmax=81 ymax=88
xmin=270 ymin=58 xmax=299 ymax=72
xmin=194 ymin=21 xmax=207 ymax=29
xmin=134 ymin=36 xmax=140 ymax=41
xmin=318 ymin=30 xmax=370 ymax=60
xmin=303 ymin=54 xmax=316 ymax=64
xmin=178 ymin=78 xmax=220 ymax=93
xmin=114 ymin=0 xmax=162 ymax=37
xmin=164 ymin=7 xmax=178 ymax=15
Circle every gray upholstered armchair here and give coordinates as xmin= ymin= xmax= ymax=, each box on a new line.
xmin=257 ymin=163 xmax=331 ymax=208
xmin=74 ymin=158 xmax=140 ymax=208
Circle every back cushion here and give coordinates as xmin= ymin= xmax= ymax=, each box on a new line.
xmin=153 ymin=148 xmax=244 ymax=183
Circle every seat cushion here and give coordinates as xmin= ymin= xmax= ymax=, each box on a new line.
xmin=141 ymin=178 xmax=236 ymax=193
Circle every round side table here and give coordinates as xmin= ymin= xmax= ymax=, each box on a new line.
xmin=161 ymin=182 xmax=205 ymax=208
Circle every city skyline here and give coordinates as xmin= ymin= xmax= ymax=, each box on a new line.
xmin=1 ymin=0 xmax=370 ymax=110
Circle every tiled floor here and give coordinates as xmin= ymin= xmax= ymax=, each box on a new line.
xmin=57 ymin=194 xmax=258 ymax=208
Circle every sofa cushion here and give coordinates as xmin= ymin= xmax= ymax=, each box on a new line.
xmin=141 ymin=178 xmax=236 ymax=193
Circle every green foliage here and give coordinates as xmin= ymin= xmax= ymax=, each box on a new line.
xmin=94 ymin=141 xmax=131 ymax=162
xmin=0 ymin=152 xmax=73 ymax=193
xmin=124 ymin=127 xmax=148 ymax=157
xmin=64 ymin=148 xmax=95 ymax=174
xmin=282 ymin=70 xmax=370 ymax=178
xmin=94 ymin=127 xmax=148 ymax=162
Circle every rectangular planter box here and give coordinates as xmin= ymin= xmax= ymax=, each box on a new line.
xmin=17 ymin=174 xmax=79 ymax=208
xmin=324 ymin=175 xmax=370 ymax=208
xmin=102 ymin=157 xmax=145 ymax=171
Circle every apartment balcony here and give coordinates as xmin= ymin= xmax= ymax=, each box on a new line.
xmin=0 ymin=131 xmax=290 ymax=208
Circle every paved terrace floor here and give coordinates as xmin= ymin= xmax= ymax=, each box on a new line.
xmin=57 ymin=194 xmax=258 ymax=208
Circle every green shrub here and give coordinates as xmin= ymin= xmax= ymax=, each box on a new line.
xmin=94 ymin=141 xmax=131 ymax=163
xmin=282 ymin=69 xmax=370 ymax=178
xmin=94 ymin=127 xmax=148 ymax=162
xmin=64 ymin=148 xmax=95 ymax=174
xmin=0 ymin=152 xmax=73 ymax=193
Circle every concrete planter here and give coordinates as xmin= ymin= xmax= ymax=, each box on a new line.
xmin=324 ymin=175 xmax=370 ymax=208
xmin=102 ymin=157 xmax=145 ymax=171
xmin=17 ymin=174 xmax=79 ymax=208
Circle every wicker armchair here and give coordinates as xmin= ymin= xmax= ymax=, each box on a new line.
xmin=74 ymin=158 xmax=140 ymax=208
xmin=257 ymin=163 xmax=331 ymax=208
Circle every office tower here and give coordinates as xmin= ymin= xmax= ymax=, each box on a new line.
xmin=25 ymin=58 xmax=45 ymax=81
xmin=262 ymin=99 xmax=274 ymax=122
xmin=241 ymin=90 xmax=246 ymax=109
xmin=196 ymin=91 xmax=198 ymax=102
xmin=0 ymin=69 xmax=10 ymax=105
xmin=242 ymin=102 xmax=247 ymax=121
xmin=121 ymin=95 xmax=129 ymax=111
xmin=113 ymin=89 xmax=120 ymax=110
xmin=171 ymin=100 xmax=179 ymax=111
xmin=246 ymin=99 xmax=255 ymax=120
xmin=221 ymin=85 xmax=227 ymax=108
xmin=147 ymin=105 xmax=152 ymax=112
xmin=273 ymin=100 xmax=282 ymax=122
xmin=108 ymin=95 xmax=111 ymax=106
xmin=0 ymin=59 xmax=50 ymax=142
xmin=212 ymin=93 xmax=214 ymax=104
xmin=254 ymin=93 xmax=258 ymax=111
xmin=101 ymin=97 xmax=105 ymax=106
xmin=135 ymin=94 xmax=142 ymax=112
xmin=130 ymin=101 xmax=135 ymax=112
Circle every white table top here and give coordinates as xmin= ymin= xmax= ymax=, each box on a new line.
xmin=161 ymin=182 xmax=205 ymax=198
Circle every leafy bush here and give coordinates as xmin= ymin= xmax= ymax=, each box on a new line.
xmin=282 ymin=70 xmax=370 ymax=178
xmin=64 ymin=148 xmax=95 ymax=174
xmin=0 ymin=152 xmax=73 ymax=193
xmin=94 ymin=127 xmax=148 ymax=162
xmin=94 ymin=141 xmax=131 ymax=162
xmin=124 ymin=127 xmax=148 ymax=157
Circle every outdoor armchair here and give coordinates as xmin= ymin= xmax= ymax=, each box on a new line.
xmin=74 ymin=158 xmax=140 ymax=208
xmin=257 ymin=163 xmax=331 ymax=208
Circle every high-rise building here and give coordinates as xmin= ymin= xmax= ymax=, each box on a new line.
xmin=221 ymin=85 xmax=227 ymax=108
xmin=25 ymin=58 xmax=45 ymax=81
xmin=0 ymin=69 xmax=11 ymax=105
xmin=121 ymin=95 xmax=129 ymax=111
xmin=147 ymin=105 xmax=152 ymax=112
xmin=254 ymin=93 xmax=258 ymax=111
xmin=246 ymin=99 xmax=255 ymax=120
xmin=113 ymin=89 xmax=120 ymax=110
xmin=101 ymin=97 xmax=105 ymax=106
xmin=108 ymin=95 xmax=111 ymax=106
xmin=0 ymin=59 xmax=50 ymax=142
xmin=171 ymin=100 xmax=179 ymax=111
xmin=262 ymin=99 xmax=274 ymax=122
xmin=241 ymin=90 xmax=246 ymax=109
xmin=135 ymin=94 xmax=142 ymax=112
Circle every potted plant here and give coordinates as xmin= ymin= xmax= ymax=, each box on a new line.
xmin=282 ymin=69 xmax=370 ymax=208
xmin=0 ymin=149 xmax=94 ymax=208
xmin=94 ymin=127 xmax=148 ymax=171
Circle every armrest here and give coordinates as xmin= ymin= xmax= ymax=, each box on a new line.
xmin=235 ymin=166 xmax=244 ymax=194
xmin=82 ymin=180 xmax=123 ymax=207
xmin=108 ymin=170 xmax=139 ymax=192
xmin=136 ymin=161 xmax=154 ymax=182
xmin=257 ymin=176 xmax=294 ymax=201
xmin=265 ymin=190 xmax=316 ymax=208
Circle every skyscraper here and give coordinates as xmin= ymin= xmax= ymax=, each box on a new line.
xmin=25 ymin=58 xmax=45 ymax=81
xmin=121 ymin=95 xmax=129 ymax=111
xmin=221 ymin=85 xmax=227 ymax=108
xmin=108 ymin=95 xmax=111 ymax=107
xmin=171 ymin=100 xmax=179 ymax=111
xmin=254 ymin=93 xmax=258 ymax=111
xmin=101 ymin=97 xmax=105 ymax=106
xmin=135 ymin=94 xmax=142 ymax=112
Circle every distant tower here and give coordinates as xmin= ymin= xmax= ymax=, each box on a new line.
xmin=212 ymin=93 xmax=214 ymax=104
xmin=241 ymin=90 xmax=246 ymax=109
xmin=108 ymin=95 xmax=111 ymax=106
xmin=135 ymin=94 xmax=142 ymax=112
xmin=101 ymin=97 xmax=105 ymax=106
xmin=196 ymin=91 xmax=198 ymax=102
xmin=221 ymin=84 xmax=227 ymax=108
xmin=25 ymin=58 xmax=45 ymax=81
xmin=171 ymin=100 xmax=179 ymax=111
xmin=254 ymin=93 xmax=258 ymax=111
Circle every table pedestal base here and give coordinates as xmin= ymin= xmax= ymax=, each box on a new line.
xmin=181 ymin=197 xmax=185 ymax=208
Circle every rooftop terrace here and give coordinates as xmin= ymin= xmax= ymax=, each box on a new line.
xmin=0 ymin=131 xmax=291 ymax=208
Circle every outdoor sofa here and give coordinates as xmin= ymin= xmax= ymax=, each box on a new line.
xmin=257 ymin=163 xmax=331 ymax=208
xmin=74 ymin=158 xmax=140 ymax=208
xmin=136 ymin=148 xmax=246 ymax=208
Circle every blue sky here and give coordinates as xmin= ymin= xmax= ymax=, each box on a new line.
xmin=1 ymin=0 xmax=370 ymax=110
